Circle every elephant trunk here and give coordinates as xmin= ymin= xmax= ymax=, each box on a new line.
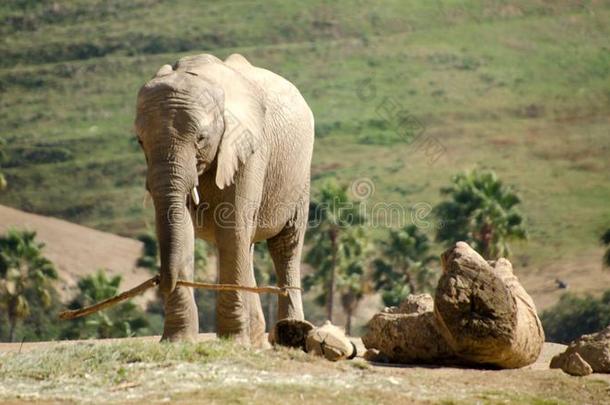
xmin=152 ymin=183 xmax=195 ymax=297
xmin=153 ymin=186 xmax=199 ymax=341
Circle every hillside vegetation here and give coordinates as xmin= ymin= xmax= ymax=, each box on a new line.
xmin=1 ymin=1 xmax=609 ymax=290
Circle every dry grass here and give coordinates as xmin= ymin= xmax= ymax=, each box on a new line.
xmin=0 ymin=339 xmax=609 ymax=404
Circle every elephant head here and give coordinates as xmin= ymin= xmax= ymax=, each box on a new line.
xmin=134 ymin=64 xmax=225 ymax=297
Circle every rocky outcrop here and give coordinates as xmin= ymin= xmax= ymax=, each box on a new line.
xmin=435 ymin=242 xmax=545 ymax=368
xmin=550 ymin=325 xmax=610 ymax=376
xmin=363 ymin=242 xmax=544 ymax=369
xmin=362 ymin=294 xmax=458 ymax=364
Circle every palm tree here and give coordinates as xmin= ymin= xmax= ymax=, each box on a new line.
xmin=194 ymin=239 xmax=209 ymax=277
xmin=601 ymin=229 xmax=610 ymax=269
xmin=63 ymin=270 xmax=148 ymax=339
xmin=434 ymin=169 xmax=527 ymax=259
xmin=0 ymin=229 xmax=58 ymax=342
xmin=191 ymin=239 xmax=218 ymax=332
xmin=305 ymin=181 xmax=364 ymax=322
xmin=336 ymin=226 xmax=371 ymax=335
xmin=0 ymin=137 xmax=7 ymax=191
xmin=137 ymin=233 xmax=159 ymax=271
xmin=372 ymin=224 xmax=437 ymax=307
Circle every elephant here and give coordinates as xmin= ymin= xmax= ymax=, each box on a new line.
xmin=134 ymin=53 xmax=314 ymax=345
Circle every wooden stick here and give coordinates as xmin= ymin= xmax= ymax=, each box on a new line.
xmin=59 ymin=275 xmax=301 ymax=321
xmin=59 ymin=276 xmax=160 ymax=320
xmin=176 ymin=280 xmax=296 ymax=296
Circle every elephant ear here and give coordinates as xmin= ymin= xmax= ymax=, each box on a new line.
xmin=215 ymin=97 xmax=264 ymax=190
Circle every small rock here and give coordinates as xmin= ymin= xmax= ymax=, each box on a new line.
xmin=363 ymin=348 xmax=389 ymax=363
xmin=306 ymin=321 xmax=356 ymax=361
xmin=562 ymin=352 xmax=593 ymax=376
xmin=550 ymin=325 xmax=610 ymax=374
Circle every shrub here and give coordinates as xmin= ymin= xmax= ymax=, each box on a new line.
xmin=541 ymin=291 xmax=610 ymax=343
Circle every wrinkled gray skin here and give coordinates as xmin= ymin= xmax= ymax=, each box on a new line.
xmin=135 ymin=54 xmax=314 ymax=345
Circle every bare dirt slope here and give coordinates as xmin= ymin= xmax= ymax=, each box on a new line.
xmin=0 ymin=204 xmax=151 ymax=302
xmin=518 ymin=247 xmax=610 ymax=311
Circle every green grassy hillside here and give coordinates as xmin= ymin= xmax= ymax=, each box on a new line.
xmin=1 ymin=0 xmax=609 ymax=272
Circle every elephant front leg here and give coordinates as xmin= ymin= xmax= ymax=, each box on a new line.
xmin=215 ymin=234 xmax=266 ymax=347
xmin=162 ymin=284 xmax=199 ymax=342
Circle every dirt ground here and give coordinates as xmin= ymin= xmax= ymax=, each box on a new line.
xmin=0 ymin=335 xmax=609 ymax=404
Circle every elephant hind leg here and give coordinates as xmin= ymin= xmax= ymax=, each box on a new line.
xmin=267 ymin=204 xmax=306 ymax=322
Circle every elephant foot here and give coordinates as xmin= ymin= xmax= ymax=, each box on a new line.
xmin=161 ymin=286 xmax=199 ymax=343
xmin=217 ymin=330 xmax=268 ymax=348
xmin=269 ymin=318 xmax=314 ymax=349
xmin=234 ymin=332 xmax=253 ymax=347
xmin=248 ymin=312 xmax=267 ymax=348
xmin=216 ymin=322 xmax=268 ymax=348
xmin=216 ymin=291 xmax=266 ymax=348
xmin=250 ymin=329 xmax=269 ymax=349
xmin=161 ymin=315 xmax=199 ymax=342
xmin=216 ymin=330 xmax=252 ymax=347
xmin=160 ymin=328 xmax=198 ymax=343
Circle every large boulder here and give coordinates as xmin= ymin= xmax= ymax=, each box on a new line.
xmin=362 ymin=294 xmax=458 ymax=364
xmin=363 ymin=242 xmax=544 ymax=368
xmin=434 ymin=242 xmax=545 ymax=368
xmin=550 ymin=325 xmax=610 ymax=375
